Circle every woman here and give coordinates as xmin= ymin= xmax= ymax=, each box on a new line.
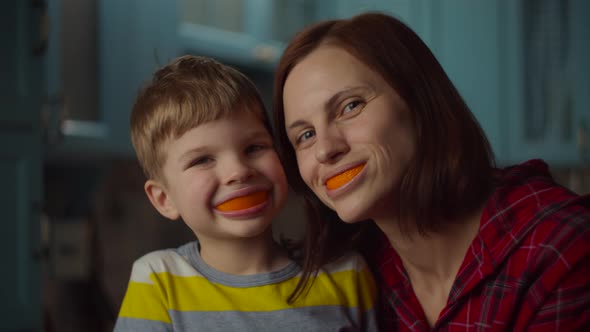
xmin=273 ymin=12 xmax=590 ymax=331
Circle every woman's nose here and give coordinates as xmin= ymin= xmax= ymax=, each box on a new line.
xmin=315 ymin=129 xmax=349 ymax=164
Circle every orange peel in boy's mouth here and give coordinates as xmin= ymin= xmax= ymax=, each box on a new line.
xmin=216 ymin=191 xmax=268 ymax=212
xmin=326 ymin=164 xmax=365 ymax=190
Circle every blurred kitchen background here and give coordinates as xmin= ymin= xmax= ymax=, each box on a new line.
xmin=1 ymin=0 xmax=589 ymax=331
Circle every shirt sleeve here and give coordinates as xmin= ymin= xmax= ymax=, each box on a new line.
xmin=525 ymin=254 xmax=590 ymax=331
xmin=113 ymin=259 xmax=173 ymax=332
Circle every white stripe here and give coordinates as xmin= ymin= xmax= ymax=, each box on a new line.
xmin=130 ymin=249 xmax=367 ymax=284
xmin=319 ymin=252 xmax=367 ymax=275
xmin=130 ymin=250 xmax=205 ymax=283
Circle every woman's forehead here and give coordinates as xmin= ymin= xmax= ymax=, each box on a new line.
xmin=283 ymin=47 xmax=385 ymax=116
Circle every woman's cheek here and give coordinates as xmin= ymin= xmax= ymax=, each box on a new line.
xmin=296 ymin=154 xmax=312 ymax=185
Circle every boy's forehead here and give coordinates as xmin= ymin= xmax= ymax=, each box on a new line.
xmin=178 ymin=109 xmax=269 ymax=138
xmin=171 ymin=105 xmax=260 ymax=132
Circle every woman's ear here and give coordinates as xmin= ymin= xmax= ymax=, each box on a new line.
xmin=144 ymin=179 xmax=180 ymax=220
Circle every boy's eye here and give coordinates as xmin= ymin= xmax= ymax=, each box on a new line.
xmin=245 ymin=144 xmax=267 ymax=154
xmin=189 ymin=156 xmax=213 ymax=167
xmin=296 ymin=130 xmax=315 ymax=145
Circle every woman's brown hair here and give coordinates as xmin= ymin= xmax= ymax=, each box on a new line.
xmin=273 ymin=12 xmax=495 ymax=300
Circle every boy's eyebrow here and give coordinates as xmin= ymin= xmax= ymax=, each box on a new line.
xmin=178 ymin=127 xmax=271 ymax=162
xmin=287 ymin=86 xmax=370 ymax=130
xmin=243 ymin=127 xmax=272 ymax=140
xmin=245 ymin=128 xmax=264 ymax=136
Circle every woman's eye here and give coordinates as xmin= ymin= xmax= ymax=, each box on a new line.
xmin=342 ymin=100 xmax=363 ymax=114
xmin=296 ymin=130 xmax=315 ymax=145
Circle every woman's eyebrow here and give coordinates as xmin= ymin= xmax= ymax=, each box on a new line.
xmin=287 ymin=86 xmax=373 ymax=130
xmin=325 ymin=87 xmax=357 ymax=111
xmin=287 ymin=119 xmax=307 ymax=130
xmin=325 ymin=86 xmax=373 ymax=111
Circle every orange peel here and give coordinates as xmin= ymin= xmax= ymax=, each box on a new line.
xmin=216 ymin=191 xmax=268 ymax=211
xmin=326 ymin=164 xmax=365 ymax=190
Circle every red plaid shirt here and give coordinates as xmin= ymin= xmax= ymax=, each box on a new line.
xmin=367 ymin=160 xmax=590 ymax=331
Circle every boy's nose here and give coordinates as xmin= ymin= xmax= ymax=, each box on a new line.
xmin=224 ymin=161 xmax=255 ymax=185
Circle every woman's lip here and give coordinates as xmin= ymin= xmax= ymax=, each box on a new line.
xmin=212 ymin=185 xmax=270 ymax=207
xmin=322 ymin=161 xmax=367 ymax=186
xmin=324 ymin=162 xmax=367 ymax=199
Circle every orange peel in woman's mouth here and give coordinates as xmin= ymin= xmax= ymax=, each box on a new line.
xmin=216 ymin=191 xmax=268 ymax=211
xmin=326 ymin=164 xmax=365 ymax=190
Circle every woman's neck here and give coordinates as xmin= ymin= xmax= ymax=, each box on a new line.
xmin=375 ymin=207 xmax=482 ymax=282
xmin=375 ymin=208 xmax=483 ymax=327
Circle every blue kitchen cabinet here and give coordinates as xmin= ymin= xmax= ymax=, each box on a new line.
xmin=413 ymin=0 xmax=589 ymax=166
xmin=178 ymin=0 xmax=326 ymax=71
xmin=45 ymin=0 xmax=180 ymax=160
xmin=423 ymin=1 xmax=505 ymax=164
xmin=98 ymin=0 xmax=180 ymax=154
xmin=501 ymin=0 xmax=590 ymax=166
xmin=0 ymin=1 xmax=44 ymax=330
xmin=325 ymin=0 xmax=414 ymax=25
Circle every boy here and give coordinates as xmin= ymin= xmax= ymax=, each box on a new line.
xmin=113 ymin=55 xmax=378 ymax=331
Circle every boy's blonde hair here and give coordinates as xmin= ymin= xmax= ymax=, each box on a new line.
xmin=131 ymin=55 xmax=269 ymax=182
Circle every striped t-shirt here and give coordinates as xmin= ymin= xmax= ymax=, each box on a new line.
xmin=114 ymin=241 xmax=378 ymax=331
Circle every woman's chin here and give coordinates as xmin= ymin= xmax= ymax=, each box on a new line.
xmin=319 ymin=195 xmax=371 ymax=224
xmin=335 ymin=209 xmax=369 ymax=224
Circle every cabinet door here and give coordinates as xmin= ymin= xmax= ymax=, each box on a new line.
xmin=179 ymin=0 xmax=312 ymax=70
xmin=99 ymin=0 xmax=179 ymax=151
xmin=429 ymin=1 xmax=503 ymax=163
xmin=324 ymin=0 xmax=413 ymax=24
xmin=570 ymin=0 xmax=589 ymax=163
xmin=0 ymin=1 xmax=44 ymax=330
xmin=0 ymin=133 xmax=42 ymax=331
xmin=502 ymin=0 xmax=589 ymax=166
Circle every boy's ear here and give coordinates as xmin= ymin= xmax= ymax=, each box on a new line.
xmin=144 ymin=179 xmax=180 ymax=220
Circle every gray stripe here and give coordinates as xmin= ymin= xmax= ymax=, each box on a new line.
xmin=114 ymin=317 xmax=172 ymax=332
xmin=115 ymin=306 xmax=377 ymax=332
xmin=177 ymin=241 xmax=302 ymax=287
xmin=169 ymin=305 xmax=376 ymax=332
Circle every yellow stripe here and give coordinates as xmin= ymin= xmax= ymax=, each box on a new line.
xmin=118 ymin=267 xmax=376 ymax=320
xmin=358 ymin=267 xmax=378 ymax=310
xmin=118 ymin=282 xmax=172 ymax=322
xmin=161 ymin=268 xmax=376 ymax=311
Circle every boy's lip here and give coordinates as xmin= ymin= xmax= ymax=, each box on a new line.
xmin=322 ymin=161 xmax=367 ymax=187
xmin=214 ymin=200 xmax=270 ymax=219
xmin=212 ymin=185 xmax=270 ymax=207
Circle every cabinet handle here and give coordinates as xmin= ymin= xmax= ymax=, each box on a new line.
xmin=252 ymin=44 xmax=279 ymax=63
xmin=41 ymin=94 xmax=66 ymax=145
